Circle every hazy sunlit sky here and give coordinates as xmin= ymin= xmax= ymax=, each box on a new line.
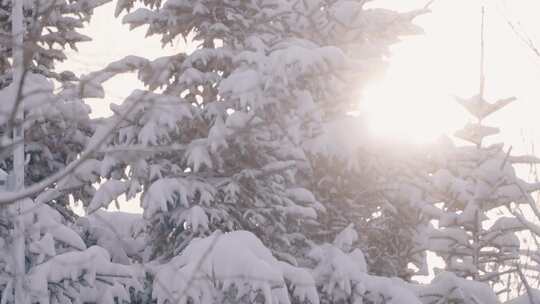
xmin=60 ymin=0 xmax=540 ymax=154
xmin=362 ymin=0 xmax=540 ymax=150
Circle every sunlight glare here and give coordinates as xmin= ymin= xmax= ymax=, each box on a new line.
xmin=359 ymin=0 xmax=540 ymax=146
xmin=360 ymin=34 xmax=467 ymax=144
xmin=361 ymin=76 xmax=462 ymax=144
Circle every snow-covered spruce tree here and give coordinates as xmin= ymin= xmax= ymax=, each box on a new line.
xmin=418 ymin=94 xmax=540 ymax=297
xmin=80 ymin=0 xmax=434 ymax=303
xmin=0 ymin=0 xmax=105 ymax=241
xmin=0 ymin=0 xmax=109 ymax=208
xmin=0 ymin=1 xmax=142 ymax=302
xmin=0 ymin=74 xmax=131 ymax=303
xmin=0 ymin=0 xmax=112 ymax=210
xmin=82 ymin=0 xmax=338 ymax=300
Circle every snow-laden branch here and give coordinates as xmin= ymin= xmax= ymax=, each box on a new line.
xmin=0 ymin=90 xmax=144 ymax=205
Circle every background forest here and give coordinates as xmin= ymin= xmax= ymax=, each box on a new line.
xmin=1 ymin=0 xmax=540 ymax=303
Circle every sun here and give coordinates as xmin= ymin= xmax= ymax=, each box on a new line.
xmin=358 ymin=2 xmax=485 ymax=145
xmin=360 ymin=55 xmax=465 ymax=145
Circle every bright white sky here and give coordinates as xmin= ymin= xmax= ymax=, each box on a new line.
xmin=59 ymin=0 xmax=540 ymax=204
